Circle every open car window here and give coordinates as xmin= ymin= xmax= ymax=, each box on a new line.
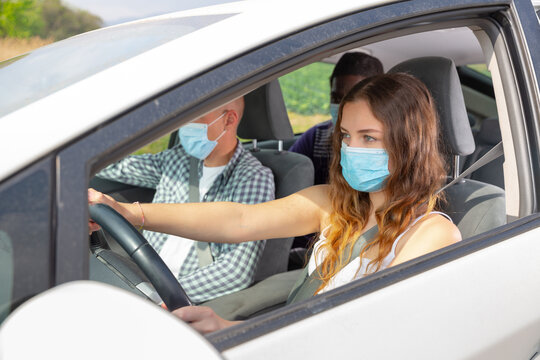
xmin=91 ymin=14 xmax=518 ymax=323
xmin=88 ymin=22 xmax=510 ymax=325
xmin=279 ymin=62 xmax=334 ymax=134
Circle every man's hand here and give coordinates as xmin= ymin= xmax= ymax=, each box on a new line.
xmin=172 ymin=306 xmax=240 ymax=334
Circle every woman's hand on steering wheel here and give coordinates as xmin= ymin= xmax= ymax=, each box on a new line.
xmin=88 ymin=194 xmax=193 ymax=309
xmin=88 ymin=188 xmax=135 ymax=233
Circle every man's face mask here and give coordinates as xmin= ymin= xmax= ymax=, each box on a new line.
xmin=340 ymin=142 xmax=389 ymax=192
xmin=179 ymin=112 xmax=227 ymax=160
xmin=329 ymin=103 xmax=339 ymax=125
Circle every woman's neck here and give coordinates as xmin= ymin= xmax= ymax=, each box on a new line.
xmin=369 ymin=190 xmax=386 ymax=212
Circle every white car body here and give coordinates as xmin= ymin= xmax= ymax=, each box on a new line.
xmin=1 ymin=0 xmax=539 ymax=359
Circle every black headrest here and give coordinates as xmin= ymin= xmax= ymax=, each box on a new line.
xmin=389 ymin=57 xmax=475 ymax=156
xmin=238 ymin=80 xmax=294 ymax=141
xmin=478 ymin=118 xmax=501 ymax=145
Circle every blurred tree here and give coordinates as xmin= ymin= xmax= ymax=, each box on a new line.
xmin=0 ymin=0 xmax=44 ymax=37
xmin=0 ymin=0 xmax=102 ymax=40
xmin=40 ymin=0 xmax=102 ymax=40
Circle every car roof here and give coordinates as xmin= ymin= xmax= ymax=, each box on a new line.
xmin=0 ymin=0 xmax=395 ymax=181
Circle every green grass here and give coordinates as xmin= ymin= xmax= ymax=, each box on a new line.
xmin=289 ymin=112 xmax=329 ymax=134
xmin=279 ymin=62 xmax=333 ymax=116
xmin=467 ymin=64 xmax=491 ymax=78
xmin=132 ymin=134 xmax=171 ymax=155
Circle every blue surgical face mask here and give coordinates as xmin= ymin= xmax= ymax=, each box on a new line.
xmin=340 ymin=142 xmax=390 ymax=192
xmin=179 ymin=112 xmax=227 ymax=160
xmin=329 ymin=103 xmax=339 ymax=126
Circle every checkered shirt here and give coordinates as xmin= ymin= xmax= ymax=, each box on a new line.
xmin=97 ymin=141 xmax=275 ymax=303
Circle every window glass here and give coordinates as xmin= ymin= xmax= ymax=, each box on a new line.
xmin=0 ymin=230 xmax=13 ymax=323
xmin=0 ymin=14 xmax=235 ymax=118
xmin=467 ymin=64 xmax=491 ymax=78
xmin=132 ymin=134 xmax=171 ymax=155
xmin=279 ymin=62 xmax=333 ymax=134
xmin=0 ymin=160 xmax=53 ymax=324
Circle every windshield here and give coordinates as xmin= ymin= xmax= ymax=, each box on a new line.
xmin=0 ymin=14 xmax=234 ymax=118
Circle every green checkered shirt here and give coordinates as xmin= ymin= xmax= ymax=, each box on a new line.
xmin=97 ymin=141 xmax=275 ymax=303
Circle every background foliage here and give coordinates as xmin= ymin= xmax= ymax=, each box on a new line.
xmin=279 ymin=62 xmax=333 ymax=116
xmin=0 ymin=0 xmax=102 ymax=40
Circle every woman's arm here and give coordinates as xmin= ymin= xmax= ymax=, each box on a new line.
xmin=88 ymin=185 xmax=331 ymax=244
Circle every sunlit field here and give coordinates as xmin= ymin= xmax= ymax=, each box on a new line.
xmin=0 ymin=37 xmax=52 ymax=61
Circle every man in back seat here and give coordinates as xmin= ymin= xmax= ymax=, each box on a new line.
xmin=290 ymin=52 xmax=383 ymax=185
xmin=95 ymin=97 xmax=275 ymax=303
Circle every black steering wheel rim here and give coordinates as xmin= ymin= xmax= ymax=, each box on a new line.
xmin=89 ymin=203 xmax=192 ymax=310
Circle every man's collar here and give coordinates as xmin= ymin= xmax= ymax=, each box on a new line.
xmin=220 ymin=140 xmax=244 ymax=180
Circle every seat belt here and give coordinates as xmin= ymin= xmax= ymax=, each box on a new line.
xmin=189 ymin=156 xmax=214 ymax=268
xmin=286 ymin=141 xmax=504 ymax=305
xmin=286 ymin=225 xmax=379 ymax=305
xmin=437 ymin=141 xmax=504 ymax=194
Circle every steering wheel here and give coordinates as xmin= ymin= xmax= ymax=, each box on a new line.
xmin=89 ymin=203 xmax=192 ymax=310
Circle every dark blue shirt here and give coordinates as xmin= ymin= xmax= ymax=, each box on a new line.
xmin=289 ymin=119 xmax=334 ymax=185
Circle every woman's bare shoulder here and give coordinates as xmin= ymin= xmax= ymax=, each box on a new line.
xmin=392 ymin=213 xmax=461 ymax=266
xmin=422 ymin=213 xmax=461 ymax=243
xmin=413 ymin=213 xmax=462 ymax=247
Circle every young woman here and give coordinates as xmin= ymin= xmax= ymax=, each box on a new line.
xmin=89 ymin=73 xmax=461 ymax=334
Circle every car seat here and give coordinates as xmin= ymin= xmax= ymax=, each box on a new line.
xmin=238 ymin=79 xmax=315 ymax=281
xmin=389 ymin=57 xmax=506 ymax=238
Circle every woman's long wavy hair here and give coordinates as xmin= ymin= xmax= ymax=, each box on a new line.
xmin=315 ymin=73 xmax=447 ymax=292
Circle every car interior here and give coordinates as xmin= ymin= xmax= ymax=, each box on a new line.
xmin=88 ymin=25 xmax=509 ymax=321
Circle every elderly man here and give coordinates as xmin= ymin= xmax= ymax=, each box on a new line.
xmin=96 ymin=97 xmax=274 ymax=303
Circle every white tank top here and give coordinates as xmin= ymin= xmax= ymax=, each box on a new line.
xmin=308 ymin=211 xmax=452 ymax=294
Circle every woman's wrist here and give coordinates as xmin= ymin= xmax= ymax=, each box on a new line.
xmin=133 ymin=201 xmax=145 ymax=230
xmin=117 ymin=202 xmax=142 ymax=227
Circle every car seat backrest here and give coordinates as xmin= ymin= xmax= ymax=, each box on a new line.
xmin=238 ymin=80 xmax=294 ymax=141
xmin=240 ymin=80 xmax=314 ymax=281
xmin=464 ymin=118 xmax=505 ymax=189
xmin=389 ymin=57 xmax=506 ymax=238
xmin=390 ymin=56 xmax=476 ymax=159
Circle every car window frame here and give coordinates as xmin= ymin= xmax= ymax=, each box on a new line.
xmin=50 ymin=0 xmax=540 ymax=351
xmin=506 ymin=0 xmax=540 ymax=214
